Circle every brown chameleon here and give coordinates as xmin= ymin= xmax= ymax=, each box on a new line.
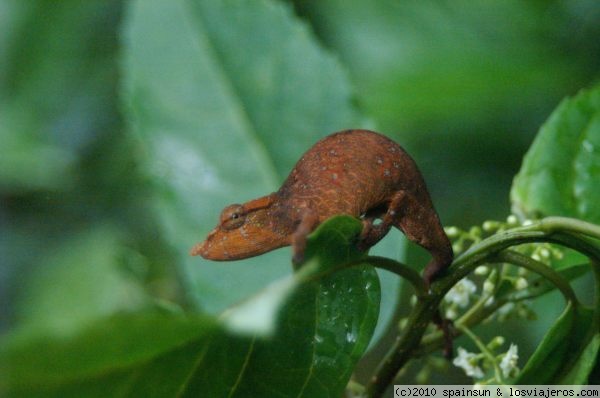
xmin=191 ymin=129 xmax=453 ymax=285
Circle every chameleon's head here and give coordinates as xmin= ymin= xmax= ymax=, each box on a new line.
xmin=190 ymin=195 xmax=289 ymax=260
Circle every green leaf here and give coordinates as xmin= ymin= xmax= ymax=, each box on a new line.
xmin=0 ymin=312 xmax=217 ymax=392
xmin=515 ymin=303 xmax=598 ymax=384
xmin=1 ymin=216 xmax=380 ymax=398
xmin=512 ymin=84 xmax=600 ymax=223
xmin=121 ymin=0 xmax=365 ymax=314
xmin=13 ymin=227 xmax=151 ymax=337
xmin=511 ymin=84 xmax=600 ymax=383
xmin=559 ymin=333 xmax=600 ymax=384
xmin=172 ymin=216 xmax=381 ymax=398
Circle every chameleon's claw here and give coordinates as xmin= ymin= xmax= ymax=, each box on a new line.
xmin=292 ymin=250 xmax=305 ymax=266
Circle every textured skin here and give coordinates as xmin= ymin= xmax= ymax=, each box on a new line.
xmin=191 ymin=129 xmax=453 ymax=284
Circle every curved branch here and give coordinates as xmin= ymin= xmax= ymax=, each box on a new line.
xmin=301 ymin=255 xmax=426 ymax=298
xmin=493 ymin=250 xmax=578 ymax=303
xmin=366 ymin=217 xmax=600 ymax=397
xmin=362 ymin=256 xmax=427 ymax=298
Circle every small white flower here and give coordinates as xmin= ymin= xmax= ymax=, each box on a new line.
xmin=506 ymin=215 xmax=518 ymax=225
xmin=500 ymin=344 xmax=519 ymax=378
xmin=531 ymin=253 xmax=541 ymax=262
xmin=484 ymin=296 xmax=495 ymax=307
xmin=445 ymin=278 xmax=477 ymax=308
xmin=515 ymin=277 xmax=528 ymax=290
xmin=453 ymin=347 xmax=484 ymax=378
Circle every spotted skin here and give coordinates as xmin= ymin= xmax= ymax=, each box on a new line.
xmin=191 ymin=129 xmax=453 ymax=285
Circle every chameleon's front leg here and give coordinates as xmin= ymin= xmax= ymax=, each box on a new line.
xmin=358 ymin=217 xmax=392 ymax=250
xmin=291 ymin=208 xmax=319 ymax=267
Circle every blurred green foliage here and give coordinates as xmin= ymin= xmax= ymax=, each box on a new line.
xmin=294 ymin=0 xmax=600 ymax=225
xmin=1 ymin=0 xmax=599 ymax=393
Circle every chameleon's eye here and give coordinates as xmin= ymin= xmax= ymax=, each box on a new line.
xmin=220 ymin=204 xmax=245 ymax=230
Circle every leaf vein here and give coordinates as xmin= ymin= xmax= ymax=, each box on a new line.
xmin=227 ymin=335 xmax=257 ymax=398
xmin=182 ymin=0 xmax=280 ymax=188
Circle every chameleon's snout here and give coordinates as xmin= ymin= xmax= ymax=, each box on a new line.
xmin=189 ymin=226 xmax=253 ymax=261
xmin=191 ymin=221 xmax=289 ymax=261
xmin=189 ymin=240 xmax=208 ymax=257
xmin=190 ymin=230 xmax=218 ymax=260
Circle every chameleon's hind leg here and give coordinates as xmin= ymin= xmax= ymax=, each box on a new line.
xmin=385 ymin=191 xmax=454 ymax=286
xmin=359 ymin=190 xmax=453 ymax=284
xmin=359 ymin=190 xmax=455 ymax=357
xmin=387 ymin=190 xmax=455 ymax=356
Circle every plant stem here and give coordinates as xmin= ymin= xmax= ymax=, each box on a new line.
xmin=458 ymin=269 xmax=499 ymax=327
xmin=362 ymin=256 xmax=427 ymax=298
xmin=493 ymin=250 xmax=578 ymax=303
xmin=304 ymin=255 xmax=427 ymax=298
xmin=459 ymin=325 xmax=504 ymax=384
xmin=365 ymin=217 xmax=600 ymax=396
xmin=366 ymin=294 xmax=442 ymax=398
xmin=531 ymin=217 xmax=600 ymax=240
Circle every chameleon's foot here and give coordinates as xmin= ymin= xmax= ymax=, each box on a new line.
xmin=291 ymin=208 xmax=318 ymax=269
xmin=355 ymin=236 xmax=371 ymax=252
xmin=291 ymin=236 xmax=306 ymax=269
xmin=292 ymin=250 xmax=305 ymax=266
xmin=423 ymin=255 xmax=452 ymax=288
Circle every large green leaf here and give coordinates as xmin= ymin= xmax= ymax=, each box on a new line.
xmin=12 ymin=227 xmax=151 ymax=337
xmin=0 ymin=312 xmax=218 ymax=397
xmin=0 ymin=313 xmax=217 ymax=391
xmin=515 ymin=303 xmax=598 ymax=384
xmin=512 ymin=85 xmax=600 ymax=223
xmin=511 ymin=85 xmax=600 ymax=383
xmin=559 ymin=333 xmax=600 ymax=384
xmin=189 ymin=217 xmax=380 ymax=398
xmin=121 ymin=0 xmax=368 ymax=314
xmin=1 ymin=216 xmax=380 ymax=397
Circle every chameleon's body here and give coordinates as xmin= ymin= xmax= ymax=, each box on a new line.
xmin=191 ymin=129 xmax=453 ymax=284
